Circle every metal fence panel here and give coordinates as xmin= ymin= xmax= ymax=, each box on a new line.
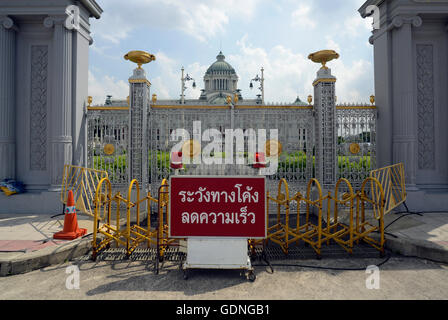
xmin=336 ymin=106 xmax=377 ymax=189
xmin=147 ymin=107 xmax=314 ymax=196
xmin=87 ymin=109 xmax=129 ymax=188
xmin=87 ymin=104 xmax=377 ymax=197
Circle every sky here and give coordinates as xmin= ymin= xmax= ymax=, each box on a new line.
xmin=88 ymin=0 xmax=375 ymax=106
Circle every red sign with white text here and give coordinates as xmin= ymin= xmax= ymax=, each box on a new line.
xmin=169 ymin=176 xmax=266 ymax=239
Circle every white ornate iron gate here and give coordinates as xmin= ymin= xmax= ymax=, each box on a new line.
xmin=87 ymin=103 xmax=377 ymax=194
xmin=336 ymin=105 xmax=377 ymax=188
xmin=147 ymin=106 xmax=314 ymax=196
xmin=87 ymin=107 xmax=129 ymax=188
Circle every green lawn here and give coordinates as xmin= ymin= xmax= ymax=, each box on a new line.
xmin=92 ymin=151 xmax=372 ymax=175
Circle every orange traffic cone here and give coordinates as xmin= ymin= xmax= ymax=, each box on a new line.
xmin=54 ymin=190 xmax=87 ymax=240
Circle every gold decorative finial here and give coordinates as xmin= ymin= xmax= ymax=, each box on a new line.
xmin=370 ymin=95 xmax=375 ymax=105
xmin=87 ymin=96 xmax=93 ymax=107
xmin=226 ymin=95 xmax=232 ymax=105
xmin=182 ymin=140 xmax=201 ymax=159
xmin=124 ymin=50 xmax=156 ymax=69
xmin=126 ymin=96 xmax=130 ymax=106
xmin=307 ymin=95 xmax=313 ymax=105
xmin=308 ymin=50 xmax=340 ymax=69
xmin=265 ymin=140 xmax=283 ymax=157
xmin=234 ymin=94 xmax=239 ymax=104
xmin=152 ymin=94 xmax=158 ymax=104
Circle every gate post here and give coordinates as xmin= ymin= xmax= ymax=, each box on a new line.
xmin=127 ymin=61 xmax=151 ymax=190
xmin=311 ymin=51 xmax=338 ymax=190
xmin=0 ymin=16 xmax=17 ymax=181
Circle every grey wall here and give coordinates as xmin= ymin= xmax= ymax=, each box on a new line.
xmin=0 ymin=0 xmax=102 ymax=213
xmin=360 ymin=0 xmax=448 ymax=210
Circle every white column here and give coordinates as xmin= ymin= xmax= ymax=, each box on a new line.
xmin=391 ymin=16 xmax=422 ymax=189
xmin=313 ymin=67 xmax=337 ymax=189
xmin=128 ymin=67 xmax=150 ymax=189
xmin=44 ymin=16 xmax=73 ymax=189
xmin=0 ymin=16 xmax=17 ymax=180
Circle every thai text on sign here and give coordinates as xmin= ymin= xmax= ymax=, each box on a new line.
xmin=169 ymin=177 xmax=266 ymax=238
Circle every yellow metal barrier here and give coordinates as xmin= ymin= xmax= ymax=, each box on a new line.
xmin=370 ymin=163 xmax=406 ymax=215
xmin=266 ymin=179 xmax=291 ymax=253
xmin=91 ymin=177 xmax=177 ymax=261
xmin=353 ymin=177 xmax=386 ymax=256
xmin=123 ymin=179 xmax=160 ymax=257
xmin=61 ymin=165 xmax=108 ymax=218
xmin=91 ymin=174 xmax=387 ymax=262
xmin=293 ymin=179 xmax=325 ymax=258
xmin=92 ymin=178 xmax=128 ymax=260
xmin=262 ymin=176 xmax=387 ymax=258
xmin=320 ymin=179 xmax=356 ymax=254
xmin=157 ymin=179 xmax=180 ymax=261
xmin=265 ymin=178 xmax=325 ymax=257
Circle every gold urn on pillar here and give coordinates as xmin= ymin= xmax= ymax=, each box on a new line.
xmin=308 ymin=50 xmax=339 ymax=69
xmin=124 ymin=50 xmax=156 ymax=69
xmin=307 ymin=95 xmax=313 ymax=105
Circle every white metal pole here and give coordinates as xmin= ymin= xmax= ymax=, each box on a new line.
xmin=261 ymin=67 xmax=265 ymax=105
xmin=181 ymin=67 xmax=185 ymax=104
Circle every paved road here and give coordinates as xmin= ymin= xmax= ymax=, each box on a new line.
xmin=0 ymin=255 xmax=447 ymax=300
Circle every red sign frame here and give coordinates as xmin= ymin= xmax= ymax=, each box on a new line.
xmin=169 ymin=176 xmax=267 ymax=239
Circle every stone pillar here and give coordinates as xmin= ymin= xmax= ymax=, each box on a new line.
xmin=0 ymin=16 xmax=17 ymax=180
xmin=391 ymin=15 xmax=422 ymax=190
xmin=128 ymin=68 xmax=150 ymax=188
xmin=313 ymin=67 xmax=337 ymax=189
xmin=44 ymin=15 xmax=73 ymax=190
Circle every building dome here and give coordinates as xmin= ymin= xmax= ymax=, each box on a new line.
xmin=202 ymin=51 xmax=240 ymax=103
xmin=206 ymin=51 xmax=236 ymax=75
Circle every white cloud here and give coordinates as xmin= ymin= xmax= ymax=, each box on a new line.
xmin=330 ymin=58 xmax=374 ymax=104
xmin=93 ymin=0 xmax=261 ymax=44
xmin=228 ymin=35 xmax=315 ymax=104
xmin=138 ymin=51 xmax=208 ymax=100
xmin=341 ymin=14 xmax=372 ymax=37
xmin=326 ymin=37 xmax=341 ymax=55
xmin=228 ymin=35 xmax=373 ymax=104
xmin=291 ymin=4 xmax=317 ymax=29
xmin=87 ymin=51 xmax=204 ymax=103
xmin=88 ymin=35 xmax=374 ymax=106
xmin=88 ymin=71 xmax=129 ymax=105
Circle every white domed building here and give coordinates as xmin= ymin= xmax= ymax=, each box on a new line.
xmin=103 ymin=51 xmax=308 ymax=107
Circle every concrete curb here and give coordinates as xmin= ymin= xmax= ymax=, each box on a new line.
xmin=383 ymin=235 xmax=448 ymax=264
xmin=0 ymin=237 xmax=92 ymax=277
xmin=1 ymin=232 xmax=446 ymax=277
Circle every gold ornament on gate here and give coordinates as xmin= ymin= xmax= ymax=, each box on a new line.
xmin=349 ymin=143 xmax=361 ymax=155
xmin=265 ymin=140 xmax=283 ymax=157
xmin=124 ymin=50 xmax=156 ymax=69
xmin=307 ymin=95 xmax=313 ymax=105
xmin=308 ymin=50 xmax=339 ymax=69
xmin=103 ymin=143 xmax=115 ymax=155
xmin=182 ymin=140 xmax=201 ymax=159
